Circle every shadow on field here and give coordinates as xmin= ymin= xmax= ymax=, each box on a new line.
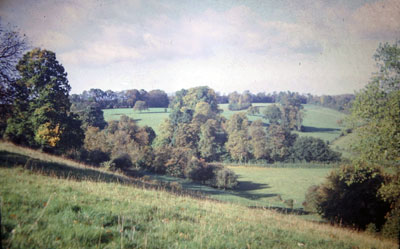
xmin=248 ymin=205 xmax=310 ymax=215
xmin=135 ymin=111 xmax=169 ymax=114
xmin=302 ymin=126 xmax=340 ymax=133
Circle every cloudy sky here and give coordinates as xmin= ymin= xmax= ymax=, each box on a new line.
xmin=1 ymin=0 xmax=399 ymax=95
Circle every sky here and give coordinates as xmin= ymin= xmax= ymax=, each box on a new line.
xmin=1 ymin=0 xmax=399 ymax=95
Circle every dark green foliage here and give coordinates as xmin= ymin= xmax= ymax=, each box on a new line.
xmin=302 ymin=185 xmax=320 ymax=213
xmin=267 ymin=124 xmax=297 ymax=162
xmin=280 ymin=94 xmax=304 ymax=131
xmin=350 ymin=40 xmax=400 ymax=166
xmin=198 ymin=119 xmax=224 ymax=161
xmin=291 ymin=137 xmax=341 ymax=162
xmin=79 ymin=103 xmax=107 ymax=130
xmin=262 ymin=104 xmax=282 ymax=124
xmin=212 ymin=167 xmax=238 ymax=189
xmin=249 ymin=120 xmax=270 ymax=161
xmin=379 ymin=170 xmax=400 ymax=240
xmin=316 ymin=165 xmax=390 ymax=230
xmin=83 ymin=116 xmax=155 ymax=168
xmin=146 ymin=89 xmax=169 ymax=107
xmin=165 ymin=147 xmax=193 ymax=177
xmin=381 ymin=208 xmax=400 ymax=240
xmin=185 ymin=157 xmax=214 ymax=183
xmin=4 ymin=48 xmax=84 ymax=153
xmin=109 ymin=154 xmax=133 ymax=171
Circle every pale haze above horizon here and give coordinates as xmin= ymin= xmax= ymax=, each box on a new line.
xmin=1 ymin=0 xmax=399 ymax=95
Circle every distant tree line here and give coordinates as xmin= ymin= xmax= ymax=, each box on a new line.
xmin=216 ymin=91 xmax=354 ymax=113
xmin=70 ymin=88 xmax=169 ymax=111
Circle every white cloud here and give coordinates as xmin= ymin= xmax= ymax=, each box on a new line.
xmin=350 ymin=0 xmax=400 ymax=39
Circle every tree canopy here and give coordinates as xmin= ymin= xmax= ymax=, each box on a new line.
xmin=5 ymin=48 xmax=84 ymax=152
xmin=350 ymin=41 xmax=400 ymax=166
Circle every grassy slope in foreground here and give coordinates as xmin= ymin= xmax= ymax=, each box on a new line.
xmin=0 ymin=145 xmax=396 ymax=248
xmin=1 ymin=168 xmax=397 ymax=249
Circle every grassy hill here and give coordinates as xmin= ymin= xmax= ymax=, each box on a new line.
xmin=0 ymin=143 xmax=396 ymax=248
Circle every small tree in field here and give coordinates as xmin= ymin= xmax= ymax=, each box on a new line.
xmin=133 ymin=100 xmax=148 ymax=112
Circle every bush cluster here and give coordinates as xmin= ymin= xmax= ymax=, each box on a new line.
xmin=304 ymin=164 xmax=399 ymax=239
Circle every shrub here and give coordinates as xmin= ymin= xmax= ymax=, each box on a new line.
xmin=185 ymin=157 xmax=215 ymax=183
xmin=108 ymin=154 xmax=133 ymax=171
xmin=212 ymin=168 xmax=238 ymax=189
xmin=165 ymin=147 xmax=192 ymax=177
xmin=316 ymin=164 xmax=390 ymax=230
xmin=381 ymin=208 xmax=400 ymax=239
xmin=291 ymin=136 xmax=341 ymax=162
xmin=302 ymin=185 xmax=320 ymax=213
xmin=86 ymin=150 xmax=110 ymax=166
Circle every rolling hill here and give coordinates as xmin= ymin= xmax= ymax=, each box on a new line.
xmin=0 ymin=142 xmax=396 ymax=248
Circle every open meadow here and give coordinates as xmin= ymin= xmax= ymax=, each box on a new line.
xmin=0 ymin=143 xmax=396 ymax=248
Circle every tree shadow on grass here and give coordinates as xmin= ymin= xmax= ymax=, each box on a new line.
xmin=248 ymin=205 xmax=310 ymax=215
xmin=301 ymin=126 xmax=340 ymax=133
xmin=136 ymin=112 xmax=169 ymax=114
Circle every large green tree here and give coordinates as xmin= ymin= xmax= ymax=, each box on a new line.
xmin=5 ymin=48 xmax=84 ymax=152
xmin=350 ymin=41 xmax=400 ymax=166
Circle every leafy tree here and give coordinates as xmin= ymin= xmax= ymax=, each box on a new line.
xmin=133 ymin=100 xmax=148 ymax=112
xmin=291 ymin=136 xmax=341 ymax=162
xmin=249 ymin=120 xmax=269 ymax=160
xmin=147 ymin=89 xmax=169 ymax=107
xmin=198 ymin=119 xmax=224 ymax=161
xmin=280 ymin=94 xmax=304 ymax=131
xmin=212 ymin=167 xmax=238 ymax=189
xmin=79 ymin=103 xmax=107 ymax=130
xmin=5 ymin=48 xmax=84 ymax=152
xmin=266 ymin=124 xmax=297 ymax=162
xmin=262 ymin=104 xmax=282 ymax=124
xmin=350 ymin=41 xmax=400 ymax=166
xmin=225 ymin=113 xmax=250 ymax=162
xmin=316 ymin=164 xmax=390 ymax=230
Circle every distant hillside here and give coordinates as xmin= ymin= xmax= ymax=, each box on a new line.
xmin=0 ymin=143 xmax=396 ymax=248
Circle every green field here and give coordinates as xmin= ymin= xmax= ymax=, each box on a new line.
xmin=103 ymin=107 xmax=170 ymax=135
xmin=146 ymin=165 xmax=331 ymax=211
xmin=0 ymin=143 xmax=395 ymax=248
xmin=104 ymin=104 xmax=347 ymax=143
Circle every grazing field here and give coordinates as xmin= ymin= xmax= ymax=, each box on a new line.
xmin=103 ymin=107 xmax=170 ymax=135
xmin=147 ymin=165 xmax=332 ymax=211
xmin=0 ymin=145 xmax=396 ymax=248
xmin=103 ymin=104 xmax=348 ymax=143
